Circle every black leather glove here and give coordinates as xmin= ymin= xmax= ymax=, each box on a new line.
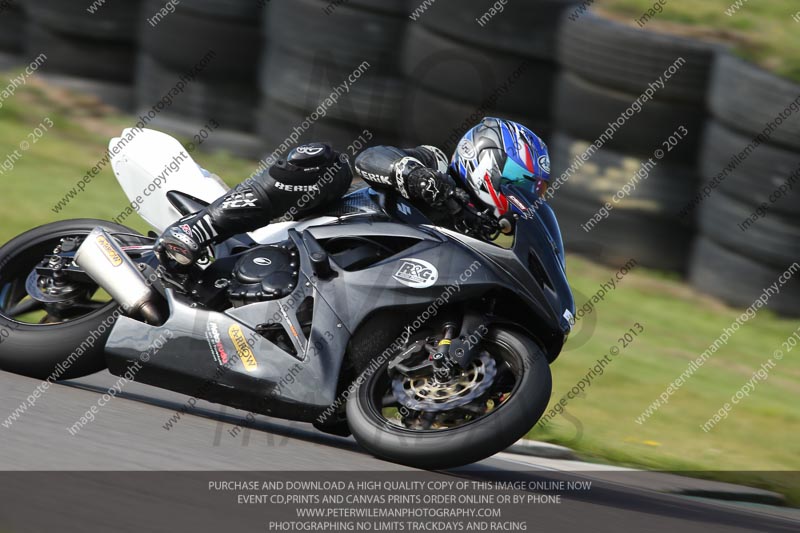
xmin=451 ymin=196 xmax=501 ymax=239
xmin=406 ymin=167 xmax=461 ymax=210
xmin=448 ymin=188 xmax=472 ymax=214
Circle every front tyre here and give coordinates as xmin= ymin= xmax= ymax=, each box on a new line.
xmin=346 ymin=327 xmax=552 ymax=470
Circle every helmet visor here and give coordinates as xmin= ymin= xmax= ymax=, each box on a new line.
xmin=501 ymin=158 xmax=546 ymax=184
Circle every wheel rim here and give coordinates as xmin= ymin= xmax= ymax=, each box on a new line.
xmin=0 ymin=230 xmax=150 ymax=326
xmin=363 ymin=333 xmax=524 ymax=434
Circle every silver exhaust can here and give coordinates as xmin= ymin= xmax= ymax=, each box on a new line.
xmin=75 ymin=227 xmax=162 ymax=323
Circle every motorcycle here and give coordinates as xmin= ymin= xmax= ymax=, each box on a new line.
xmin=0 ymin=129 xmax=574 ymax=469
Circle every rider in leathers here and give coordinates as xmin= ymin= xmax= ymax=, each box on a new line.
xmin=154 ymin=118 xmax=551 ymax=268
xmin=155 ymin=144 xmax=472 ymax=267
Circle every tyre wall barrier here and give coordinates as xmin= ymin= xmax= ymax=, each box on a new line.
xmin=6 ymin=2 xmax=800 ymax=313
xmin=689 ymin=54 xmax=800 ymax=315
xmin=551 ymin=9 xmax=717 ymax=274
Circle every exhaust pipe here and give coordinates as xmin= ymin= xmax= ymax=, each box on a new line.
xmin=75 ymin=228 xmax=164 ymax=324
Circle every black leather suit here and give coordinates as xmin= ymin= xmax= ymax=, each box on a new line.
xmin=156 ymin=142 xmax=461 ymax=266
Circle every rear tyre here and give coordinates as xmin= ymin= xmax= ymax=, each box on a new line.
xmin=346 ymin=327 xmax=552 ymax=469
xmin=0 ymin=219 xmax=146 ymax=380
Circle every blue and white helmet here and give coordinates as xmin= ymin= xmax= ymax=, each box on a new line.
xmin=451 ymin=118 xmax=550 ymax=216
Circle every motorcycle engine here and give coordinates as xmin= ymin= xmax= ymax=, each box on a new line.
xmin=227 ymin=244 xmax=298 ymax=307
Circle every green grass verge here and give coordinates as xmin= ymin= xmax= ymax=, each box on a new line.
xmin=596 ymin=0 xmax=800 ymax=82
xmin=0 ymin=78 xmax=254 ymax=240
xmin=528 ymin=257 xmax=799 ymax=504
xmin=1 ymin=79 xmax=798 ymax=503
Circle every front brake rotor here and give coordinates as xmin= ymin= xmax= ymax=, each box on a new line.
xmin=391 ymin=352 xmax=497 ymax=413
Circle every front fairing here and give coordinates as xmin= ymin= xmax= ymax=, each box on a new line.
xmin=359 ymin=184 xmax=575 ymax=337
xmin=502 ymin=184 xmax=575 ymax=333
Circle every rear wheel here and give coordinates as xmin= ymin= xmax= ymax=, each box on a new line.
xmin=346 ymin=326 xmax=552 ymax=469
xmin=0 ymin=219 xmax=150 ymax=380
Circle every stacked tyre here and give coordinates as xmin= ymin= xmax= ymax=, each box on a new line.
xmin=402 ymin=0 xmax=576 ymax=152
xmin=136 ymin=0 xmax=262 ymax=156
xmin=689 ymin=54 xmax=800 ymax=316
xmin=23 ymin=0 xmax=141 ymax=108
xmin=550 ymin=10 xmax=717 ymax=273
xmin=259 ymin=0 xmax=409 ymax=154
xmin=0 ymin=0 xmax=25 ymax=67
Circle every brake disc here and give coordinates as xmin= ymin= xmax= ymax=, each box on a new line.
xmin=25 ymin=269 xmax=84 ymax=303
xmin=391 ymin=352 xmax=497 ymax=413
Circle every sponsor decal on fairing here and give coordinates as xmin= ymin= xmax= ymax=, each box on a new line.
xmin=393 ymin=258 xmax=439 ymax=289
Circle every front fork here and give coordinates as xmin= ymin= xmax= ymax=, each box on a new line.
xmin=431 ymin=322 xmax=457 ymax=381
xmin=430 ymin=309 xmax=487 ymax=379
xmin=388 ymin=309 xmax=487 ymax=382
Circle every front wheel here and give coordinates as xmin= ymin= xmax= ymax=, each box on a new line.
xmin=346 ymin=327 xmax=552 ymax=470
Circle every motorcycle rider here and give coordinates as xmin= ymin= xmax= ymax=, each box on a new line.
xmin=155 ymin=117 xmax=555 ymax=267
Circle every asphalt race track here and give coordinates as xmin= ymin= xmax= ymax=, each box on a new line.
xmin=0 ymin=369 xmax=796 ymax=532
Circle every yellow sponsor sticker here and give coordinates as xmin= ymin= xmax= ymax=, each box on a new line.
xmin=228 ymin=324 xmax=258 ymax=372
xmin=96 ymin=235 xmax=123 ymax=267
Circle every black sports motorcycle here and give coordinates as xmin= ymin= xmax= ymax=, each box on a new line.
xmin=0 ymin=130 xmax=573 ymax=469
